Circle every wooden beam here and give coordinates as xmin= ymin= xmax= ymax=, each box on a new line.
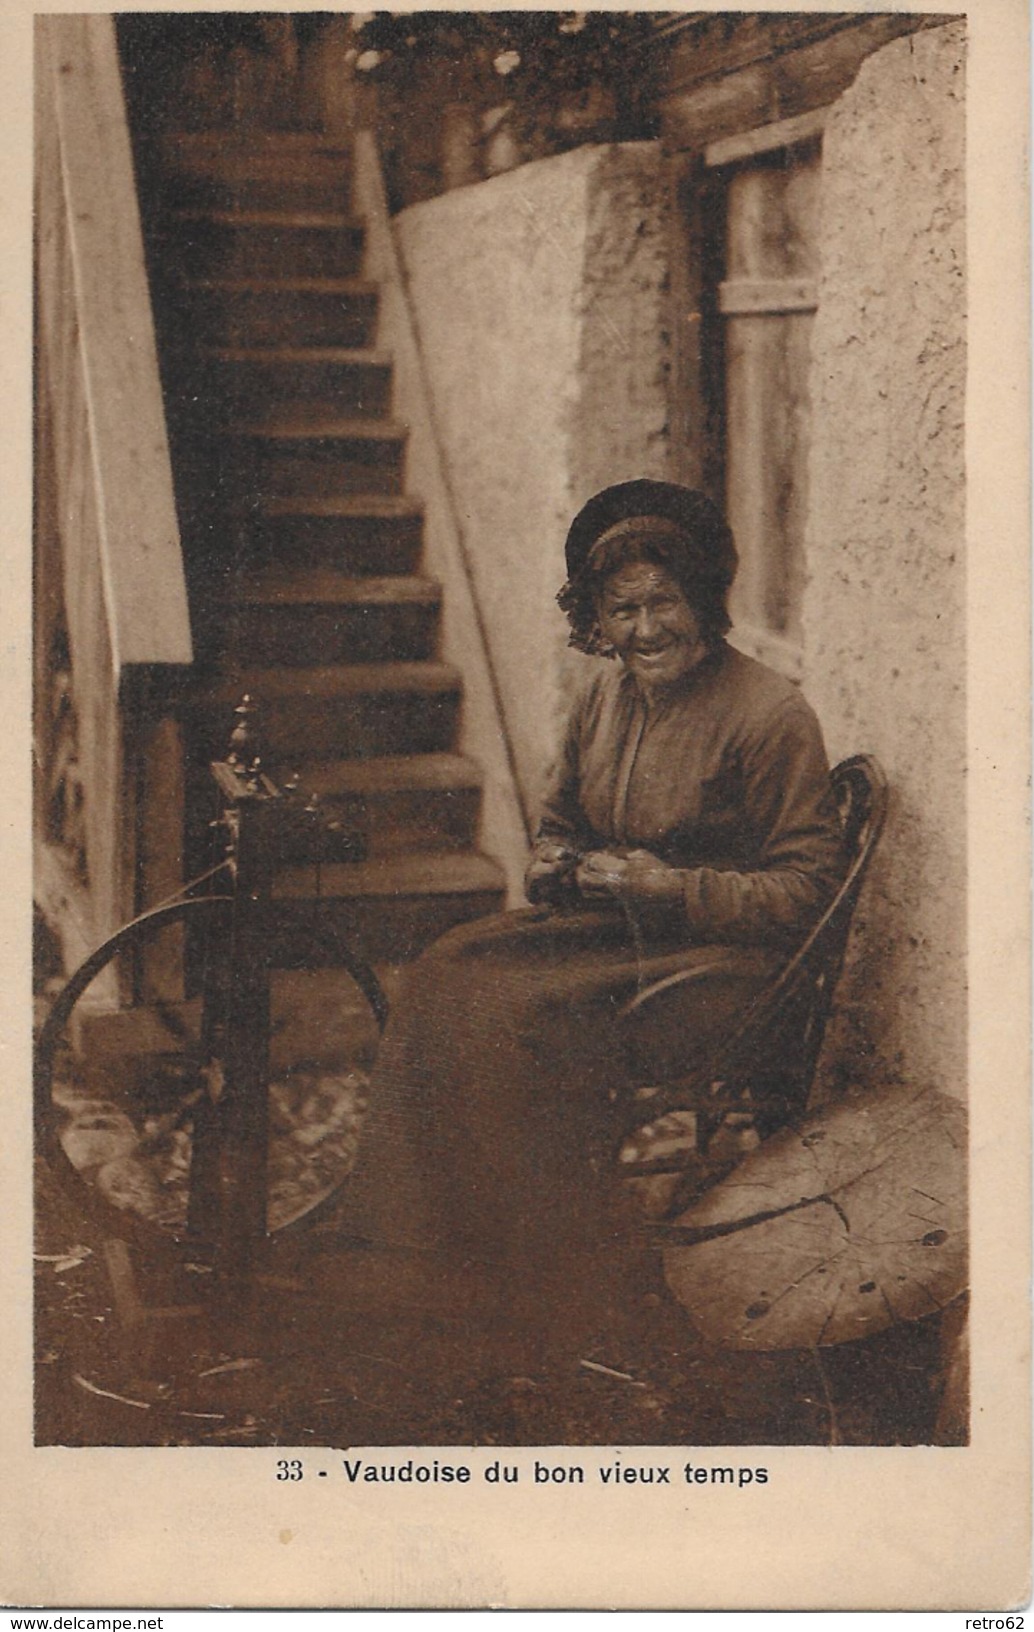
xmin=132 ymin=705 xmax=187 ymax=1004
xmin=719 ymin=278 xmax=819 ymax=316
xmin=662 ymin=16 xmax=943 ymax=154
xmin=706 ymin=107 xmax=827 ymax=168
xmin=36 ymin=16 xmax=193 ymax=957
xmin=665 ymin=154 xmax=725 ymax=499
xmin=658 ymin=13 xmax=864 ymax=93
xmin=39 ymin=16 xmax=192 ymax=673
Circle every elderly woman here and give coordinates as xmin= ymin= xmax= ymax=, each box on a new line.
xmin=343 ymin=481 xmax=844 ymax=1353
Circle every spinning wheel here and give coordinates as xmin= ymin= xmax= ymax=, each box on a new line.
xmin=35 ymin=698 xmax=388 ymax=1268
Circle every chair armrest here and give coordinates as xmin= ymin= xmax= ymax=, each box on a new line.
xmin=616 ymin=947 xmax=779 ymax=1024
xmin=614 ymin=945 xmax=785 ymax=1133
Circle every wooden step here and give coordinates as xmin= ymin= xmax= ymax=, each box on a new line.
xmin=223 ymin=572 xmax=442 ymax=665
xmin=269 ymin=849 xmax=507 ymax=966
xmin=204 ymin=346 xmax=392 ymax=422
xmin=281 ymin=753 xmax=483 ymax=858
xmin=238 ymin=495 xmax=425 ymax=575
xmin=162 ymin=131 xmax=355 ymax=159
xmin=178 ymin=277 xmax=379 ymax=348
xmin=222 ymin=417 xmax=408 ymax=499
xmin=71 ymin=966 xmax=388 ymax=1084
xmin=164 ymin=170 xmax=353 ymax=214
xmin=193 ymin=662 xmax=462 ymax=760
xmin=181 ymin=750 xmax=483 ymax=866
xmin=167 ymin=210 xmax=366 ymax=280
xmin=234 ymin=569 xmax=439 ymax=607
xmin=160 ymin=136 xmax=353 ymax=213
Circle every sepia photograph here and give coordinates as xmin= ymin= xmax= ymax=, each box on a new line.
xmin=14 ymin=0 xmax=1029 ymax=1610
xmin=32 ymin=5 xmax=971 ymax=1452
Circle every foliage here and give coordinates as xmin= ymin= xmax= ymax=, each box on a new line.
xmin=351 ymin=11 xmax=662 ymax=147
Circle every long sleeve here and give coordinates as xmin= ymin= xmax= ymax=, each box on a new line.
xmin=535 ymin=687 xmax=594 ymax=851
xmin=530 ymin=648 xmax=846 ymax=944
xmin=676 ymin=693 xmax=846 ymax=943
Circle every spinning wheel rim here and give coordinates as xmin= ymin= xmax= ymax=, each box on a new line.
xmin=35 ymin=894 xmax=388 ymax=1252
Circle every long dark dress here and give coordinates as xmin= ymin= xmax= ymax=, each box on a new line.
xmin=343 ymin=643 xmax=845 ymax=1334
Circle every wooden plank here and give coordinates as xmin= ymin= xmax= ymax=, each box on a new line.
xmin=40 ymin=16 xmax=192 ymax=672
xmin=102 ymin=1238 xmax=149 ymax=1331
xmin=662 ymin=16 xmax=938 ymax=154
xmin=661 ymin=1084 xmax=966 ymax=1351
xmin=658 ymin=14 xmax=865 ymax=95
xmin=36 ymin=17 xmax=190 ymax=959
xmin=725 ymin=310 xmax=814 ymax=645
xmin=706 ymin=106 xmax=827 ymax=169
xmin=724 ymin=315 xmax=770 ymax=636
xmin=69 ymin=996 xmax=203 ymax=1061
xmin=132 ymin=704 xmax=187 ymax=1004
xmin=719 ymin=140 xmax=818 ymax=652
xmin=665 ymin=154 xmax=722 ymax=494
xmin=720 ymin=278 xmax=818 ymax=316
xmin=308 ymin=17 xmax=358 ymax=139
xmin=726 ymin=143 xmax=822 ymax=280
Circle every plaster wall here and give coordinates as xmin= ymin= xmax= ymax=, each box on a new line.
xmin=802 ymin=23 xmax=966 ymax=1097
xmin=395 ymin=143 xmax=668 ymax=819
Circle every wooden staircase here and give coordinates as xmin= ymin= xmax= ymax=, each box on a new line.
xmin=152 ymin=130 xmax=507 ymax=972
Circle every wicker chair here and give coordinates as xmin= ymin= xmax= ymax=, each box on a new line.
xmin=613 ymin=754 xmax=888 ymax=1215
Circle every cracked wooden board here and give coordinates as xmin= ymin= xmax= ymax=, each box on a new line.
xmin=661 ymin=1082 xmax=966 ymax=1349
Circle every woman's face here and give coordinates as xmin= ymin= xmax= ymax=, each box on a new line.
xmin=597 ymin=560 xmax=708 ymax=692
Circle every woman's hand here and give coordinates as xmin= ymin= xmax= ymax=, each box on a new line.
xmin=576 ymin=848 xmax=685 ymax=904
xmin=524 ymin=842 xmax=580 ymax=906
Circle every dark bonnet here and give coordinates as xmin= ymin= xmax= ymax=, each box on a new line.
xmin=563 ymin=479 xmax=738 ymax=592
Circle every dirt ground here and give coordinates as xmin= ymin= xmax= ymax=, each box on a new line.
xmin=32 ymin=932 xmax=956 ymax=1450
xmin=35 ymin=1148 xmax=951 ymax=1451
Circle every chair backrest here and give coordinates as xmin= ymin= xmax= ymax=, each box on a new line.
xmin=713 ymin=752 xmax=889 ymax=1108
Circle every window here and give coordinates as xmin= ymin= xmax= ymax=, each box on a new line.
xmin=671 ymin=109 xmax=826 ymax=680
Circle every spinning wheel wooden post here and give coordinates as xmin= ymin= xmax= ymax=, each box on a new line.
xmin=197 ymin=695 xmax=370 ymax=1279
xmin=195 ymin=696 xmax=280 ymax=1273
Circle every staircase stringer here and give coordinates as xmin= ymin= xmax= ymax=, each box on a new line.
xmin=353 ymin=131 xmax=531 ymax=905
xmin=35 ymin=16 xmax=193 ymax=1004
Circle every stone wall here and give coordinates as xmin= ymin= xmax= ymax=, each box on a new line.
xmin=802 ymin=22 xmax=967 ymax=1098
xmin=395 ymin=142 xmax=669 ymax=819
